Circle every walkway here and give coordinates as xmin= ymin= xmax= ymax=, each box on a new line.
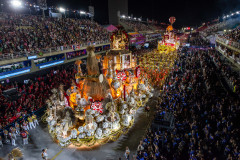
xmin=0 ymin=91 xmax=159 ymax=160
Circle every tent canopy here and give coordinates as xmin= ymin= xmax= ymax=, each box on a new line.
xmin=128 ymin=32 xmax=140 ymax=35
xmin=105 ymin=25 xmax=118 ymax=32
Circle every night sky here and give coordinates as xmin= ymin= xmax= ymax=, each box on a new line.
xmin=47 ymin=0 xmax=240 ymax=28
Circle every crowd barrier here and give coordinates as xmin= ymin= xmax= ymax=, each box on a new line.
xmin=0 ymin=66 xmax=31 ymax=76
xmin=0 ymin=40 xmax=110 ymax=62
xmin=216 ymin=35 xmax=240 ymax=49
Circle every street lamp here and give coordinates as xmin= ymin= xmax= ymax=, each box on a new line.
xmin=11 ymin=0 xmax=22 ymax=8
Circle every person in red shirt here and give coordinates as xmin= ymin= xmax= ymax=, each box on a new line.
xmin=21 ymin=130 xmax=28 ymax=145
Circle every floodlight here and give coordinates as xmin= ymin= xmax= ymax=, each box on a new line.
xmin=122 ymin=15 xmax=126 ymax=18
xmin=11 ymin=0 xmax=22 ymax=8
xmin=80 ymin=11 xmax=86 ymax=14
xmin=59 ymin=7 xmax=65 ymax=13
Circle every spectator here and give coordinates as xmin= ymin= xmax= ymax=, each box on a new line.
xmin=0 ymin=13 xmax=110 ymax=59
xmin=136 ymin=38 xmax=240 ymax=159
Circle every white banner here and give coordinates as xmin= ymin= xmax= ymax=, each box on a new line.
xmin=50 ymin=13 xmax=62 ymax=18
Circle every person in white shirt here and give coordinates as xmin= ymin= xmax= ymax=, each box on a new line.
xmin=125 ymin=146 xmax=130 ymax=160
xmin=137 ymin=141 xmax=144 ymax=151
xmin=28 ymin=116 xmax=35 ymax=129
xmin=0 ymin=136 xmax=3 ymax=147
xmin=32 ymin=114 xmax=39 ymax=127
xmin=42 ymin=148 xmax=48 ymax=160
xmin=9 ymin=130 xmax=16 ymax=146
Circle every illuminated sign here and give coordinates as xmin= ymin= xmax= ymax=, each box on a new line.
xmin=39 ymin=60 xmax=64 ymax=69
xmin=0 ymin=69 xmax=31 ymax=80
xmin=165 ymin=43 xmax=175 ymax=47
xmin=28 ymin=55 xmax=37 ymax=60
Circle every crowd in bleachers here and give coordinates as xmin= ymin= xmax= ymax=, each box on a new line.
xmin=199 ymin=20 xmax=240 ymax=49
xmin=0 ymin=62 xmax=30 ymax=74
xmin=0 ymin=13 xmax=110 ymax=58
xmin=35 ymin=54 xmax=65 ymax=65
xmin=131 ymin=40 xmax=158 ymax=57
xmin=120 ymin=19 xmax=153 ymax=31
xmin=189 ymin=36 xmax=209 ymax=46
xmin=136 ymin=39 xmax=240 ymax=160
xmin=219 ymin=27 xmax=240 ymax=43
xmin=199 ymin=22 xmax=226 ymax=37
xmin=66 ymin=50 xmax=87 ymax=60
xmin=208 ymin=49 xmax=240 ymax=95
xmin=0 ymin=65 xmax=76 ymax=146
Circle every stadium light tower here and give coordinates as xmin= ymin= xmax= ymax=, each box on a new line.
xmin=11 ymin=0 xmax=22 ymax=8
xmin=59 ymin=7 xmax=65 ymax=13
xmin=37 ymin=0 xmax=47 ymax=18
xmin=59 ymin=7 xmax=66 ymax=18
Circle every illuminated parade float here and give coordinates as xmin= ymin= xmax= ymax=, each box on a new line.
xmin=159 ymin=17 xmax=180 ymax=50
xmin=139 ymin=17 xmax=180 ymax=88
xmin=43 ymin=28 xmax=153 ymax=148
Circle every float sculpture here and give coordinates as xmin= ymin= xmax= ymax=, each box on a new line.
xmin=43 ymin=28 xmax=153 ymax=148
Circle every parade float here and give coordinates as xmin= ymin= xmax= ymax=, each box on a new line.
xmin=158 ymin=17 xmax=180 ymax=50
xmin=138 ymin=17 xmax=179 ymax=88
xmin=42 ymin=28 xmax=153 ymax=148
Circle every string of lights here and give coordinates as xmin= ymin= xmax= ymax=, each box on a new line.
xmin=223 ymin=11 xmax=240 ymax=19
xmin=1 ymin=0 xmax=92 ymax=17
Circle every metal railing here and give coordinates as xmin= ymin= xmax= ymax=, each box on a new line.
xmin=216 ymin=35 xmax=240 ymax=49
xmin=0 ymin=40 xmax=110 ymax=62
